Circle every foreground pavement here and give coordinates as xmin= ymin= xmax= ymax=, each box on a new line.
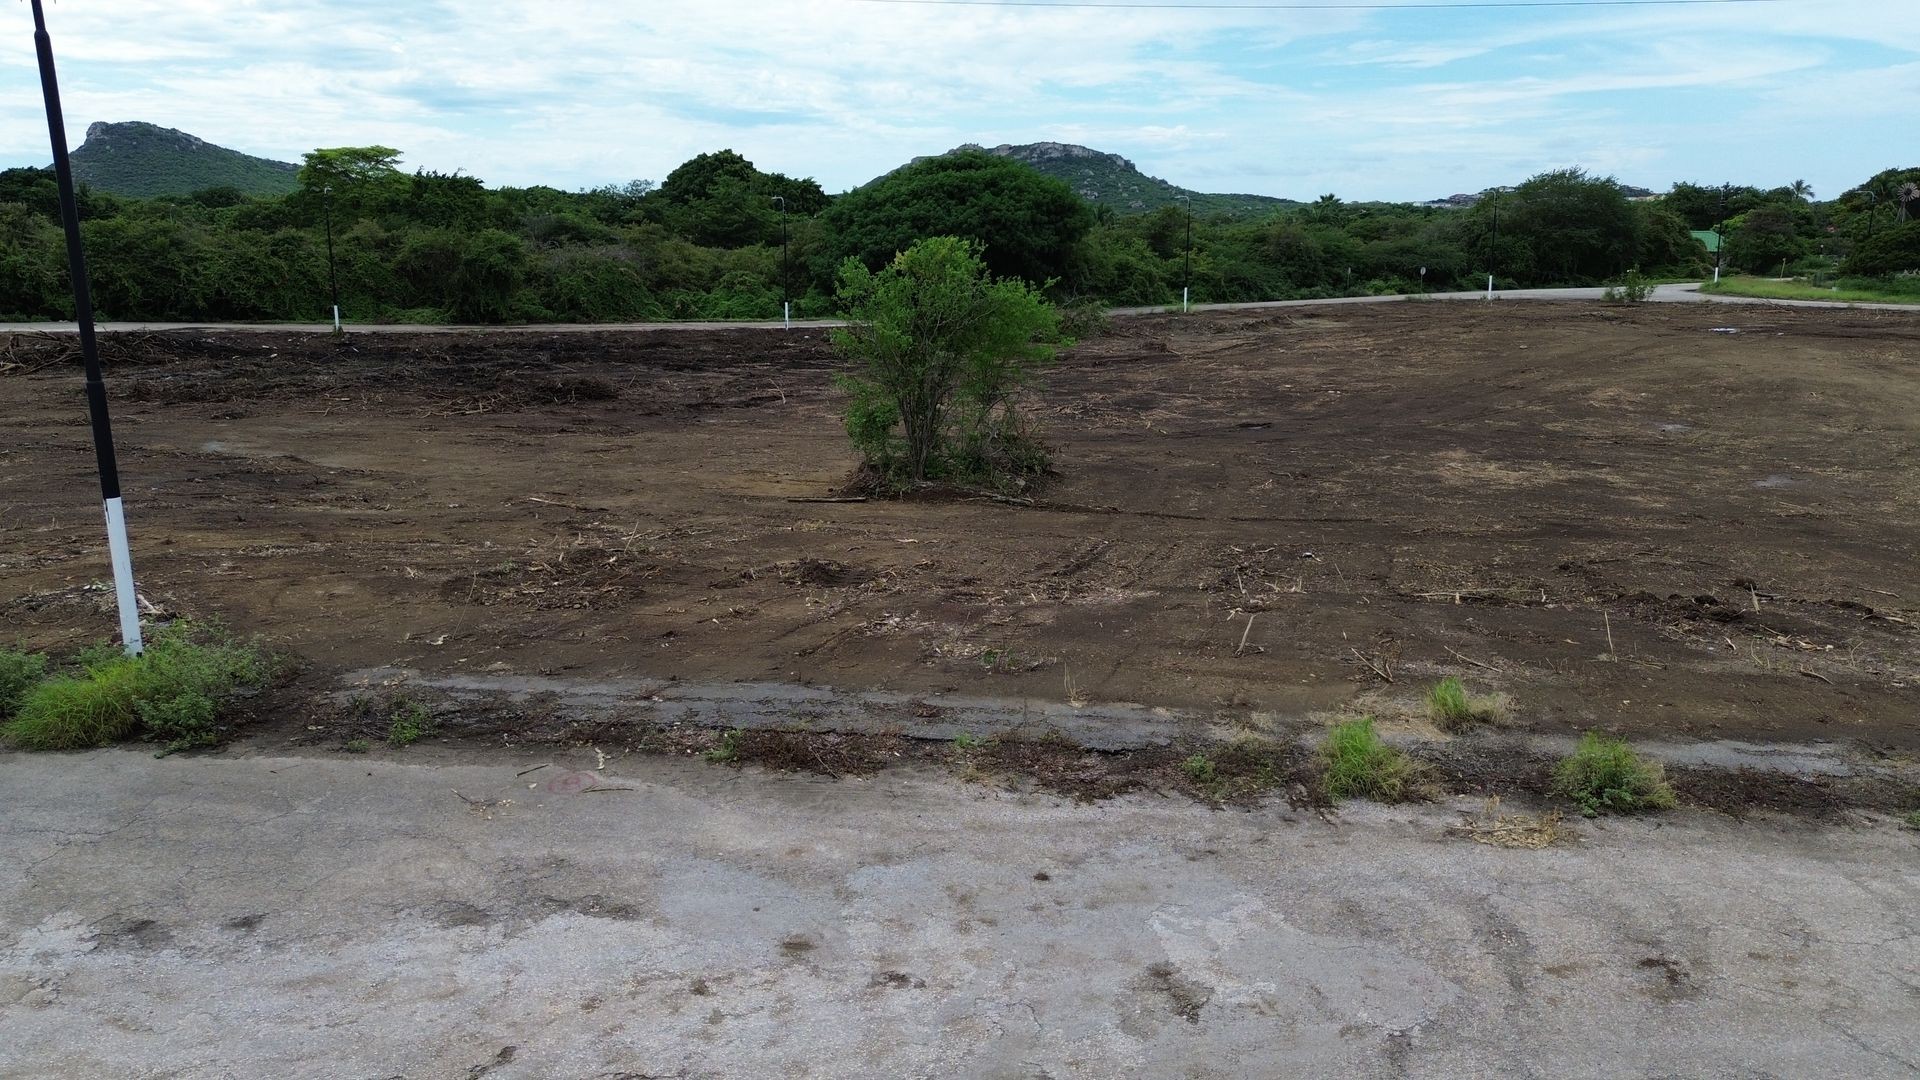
xmin=1 ymin=748 xmax=1916 ymax=1079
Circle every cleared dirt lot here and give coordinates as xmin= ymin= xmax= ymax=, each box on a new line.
xmin=4 ymin=302 xmax=1920 ymax=751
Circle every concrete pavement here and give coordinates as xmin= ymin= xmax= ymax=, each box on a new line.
xmin=2 ymin=747 xmax=1916 ymax=1078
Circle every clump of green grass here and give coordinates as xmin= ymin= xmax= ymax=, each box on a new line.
xmin=1320 ymin=717 xmax=1419 ymax=803
xmin=953 ymin=731 xmax=981 ymax=750
xmin=704 ymin=728 xmax=743 ymax=763
xmin=1902 ymin=809 xmax=1920 ymax=831
xmin=1551 ymin=732 xmax=1677 ymax=817
xmin=385 ymin=698 xmax=436 ymax=747
xmin=1182 ymin=753 xmax=1216 ymax=783
xmin=2 ymin=622 xmax=269 ymax=753
xmin=1425 ymin=676 xmax=1510 ymax=732
xmin=0 ymin=646 xmax=50 ymax=718
xmin=342 ymin=738 xmax=371 ymax=754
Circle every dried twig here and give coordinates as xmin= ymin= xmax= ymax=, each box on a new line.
xmin=1349 ymin=647 xmax=1393 ymax=684
xmin=1444 ymin=645 xmax=1500 ymax=672
xmin=1235 ymin=613 xmax=1257 ymax=657
xmin=1798 ymin=669 xmax=1832 ymax=684
xmin=787 ymin=496 xmax=868 ymax=504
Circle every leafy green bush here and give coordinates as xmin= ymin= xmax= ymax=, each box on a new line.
xmin=1321 ymin=717 xmax=1419 ymax=803
xmin=832 ymin=236 xmax=1063 ymax=491
xmin=0 ymin=647 xmax=49 ymax=717
xmin=1551 ymin=732 xmax=1677 ymax=816
xmin=1601 ymin=269 xmax=1655 ymax=302
xmin=1 ymin=622 xmax=269 ymax=753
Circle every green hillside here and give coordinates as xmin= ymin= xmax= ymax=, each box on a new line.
xmin=965 ymin=142 xmax=1295 ymax=216
xmin=68 ymin=121 xmax=299 ymax=198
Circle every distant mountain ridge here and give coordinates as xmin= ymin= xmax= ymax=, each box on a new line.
xmin=69 ymin=121 xmax=299 ymax=198
xmin=927 ymin=141 xmax=1296 ymax=216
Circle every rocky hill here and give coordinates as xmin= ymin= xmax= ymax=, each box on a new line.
xmin=68 ymin=122 xmax=299 ymax=198
xmin=941 ymin=142 xmax=1295 ymax=216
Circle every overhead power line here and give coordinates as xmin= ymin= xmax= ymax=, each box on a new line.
xmin=846 ymin=0 xmax=1785 ymax=10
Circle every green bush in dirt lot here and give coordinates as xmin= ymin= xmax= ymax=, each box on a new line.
xmin=1 ymin=622 xmax=270 ymax=753
xmin=832 ymin=236 xmax=1065 ymax=492
xmin=1551 ymin=732 xmax=1677 ymax=816
xmin=1320 ymin=717 xmax=1419 ymax=803
xmin=0 ymin=646 xmax=49 ymax=717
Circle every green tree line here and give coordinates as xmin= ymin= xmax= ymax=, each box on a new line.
xmin=2 ymin=146 xmax=1915 ymax=323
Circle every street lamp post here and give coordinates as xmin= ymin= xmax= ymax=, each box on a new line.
xmin=1713 ymin=185 xmax=1728 ymax=284
xmin=770 ymin=195 xmax=789 ymax=330
xmin=29 ymin=0 xmax=143 ymax=654
xmin=323 ymin=184 xmax=340 ymax=331
xmin=1173 ymin=194 xmax=1192 ymax=312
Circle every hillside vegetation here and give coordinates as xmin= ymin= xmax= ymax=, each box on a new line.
xmin=0 ymin=132 xmax=1914 ymax=324
xmin=69 ymin=122 xmax=298 ymax=199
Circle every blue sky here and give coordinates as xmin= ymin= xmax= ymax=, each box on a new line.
xmin=2 ymin=0 xmax=1913 ymax=201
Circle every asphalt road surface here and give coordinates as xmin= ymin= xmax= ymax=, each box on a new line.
xmin=2 ymin=748 xmax=1916 ymax=1079
xmin=7 ymin=282 xmax=1916 ymax=336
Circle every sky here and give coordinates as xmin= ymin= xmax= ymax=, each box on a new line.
xmin=1 ymin=0 xmax=1914 ymax=202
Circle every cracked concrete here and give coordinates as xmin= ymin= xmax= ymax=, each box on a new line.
xmin=1 ymin=747 xmax=1917 ymax=1078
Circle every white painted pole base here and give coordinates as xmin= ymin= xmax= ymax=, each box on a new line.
xmin=102 ymin=496 xmax=143 ymax=655
xmin=332 ymin=305 xmax=342 ymax=332
xmin=783 ymin=301 xmax=791 ymax=331
xmin=1486 ymin=274 xmax=1495 ymax=300
xmin=1182 ymin=287 xmax=1189 ymax=313
xmin=1713 ymin=265 xmax=1721 ymax=284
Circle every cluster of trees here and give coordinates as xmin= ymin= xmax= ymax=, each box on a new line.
xmin=2 ymin=147 xmax=1916 ymax=324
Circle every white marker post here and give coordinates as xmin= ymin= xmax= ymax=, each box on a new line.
xmin=32 ymin=0 xmax=143 ymax=654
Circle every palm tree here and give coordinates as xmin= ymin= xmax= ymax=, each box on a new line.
xmin=1789 ymin=179 xmax=1814 ymax=202
xmin=1898 ymin=181 xmax=1920 ymax=223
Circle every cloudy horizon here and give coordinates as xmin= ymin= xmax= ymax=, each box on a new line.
xmin=3 ymin=0 xmax=1913 ymax=202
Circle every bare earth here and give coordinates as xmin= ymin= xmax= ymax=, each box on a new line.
xmin=6 ymin=302 xmax=1920 ymax=753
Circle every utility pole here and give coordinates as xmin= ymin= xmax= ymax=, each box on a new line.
xmin=30 ymin=0 xmax=142 ymax=654
xmin=771 ymin=195 xmax=789 ymax=330
xmin=1174 ymin=194 xmax=1192 ymax=312
xmin=1714 ymin=185 xmax=1728 ymax=284
xmin=323 ymin=184 xmax=341 ymax=332
xmin=1485 ymin=190 xmax=1500 ymax=300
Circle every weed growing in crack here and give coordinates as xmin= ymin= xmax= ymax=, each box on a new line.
xmin=704 ymin=728 xmax=743 ymax=763
xmin=1551 ymin=732 xmax=1676 ymax=816
xmin=1321 ymin=717 xmax=1420 ymax=803
xmin=386 ymin=697 xmax=437 ymax=747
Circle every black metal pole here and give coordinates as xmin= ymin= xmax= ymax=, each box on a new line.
xmin=30 ymin=0 xmax=143 ymax=653
xmin=323 ymin=184 xmax=340 ymax=331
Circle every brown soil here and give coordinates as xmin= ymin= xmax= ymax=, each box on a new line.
xmin=6 ymin=303 xmax=1920 ymax=757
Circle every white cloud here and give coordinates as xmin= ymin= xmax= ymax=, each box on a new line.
xmin=0 ymin=0 xmax=1912 ymax=201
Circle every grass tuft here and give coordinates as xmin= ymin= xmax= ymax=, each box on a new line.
xmin=2 ymin=623 xmax=268 ymax=753
xmin=1425 ymin=676 xmax=1509 ymax=732
xmin=1551 ymin=732 xmax=1677 ymax=816
xmin=704 ymin=728 xmax=743 ymax=763
xmin=385 ymin=698 xmax=436 ymax=747
xmin=1320 ymin=717 xmax=1419 ymax=803
xmin=0 ymin=646 xmax=51 ymax=718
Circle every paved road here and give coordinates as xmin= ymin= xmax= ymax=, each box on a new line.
xmin=6 ymin=283 xmax=1914 ymax=337
xmin=2 ymin=747 xmax=1915 ymax=1078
